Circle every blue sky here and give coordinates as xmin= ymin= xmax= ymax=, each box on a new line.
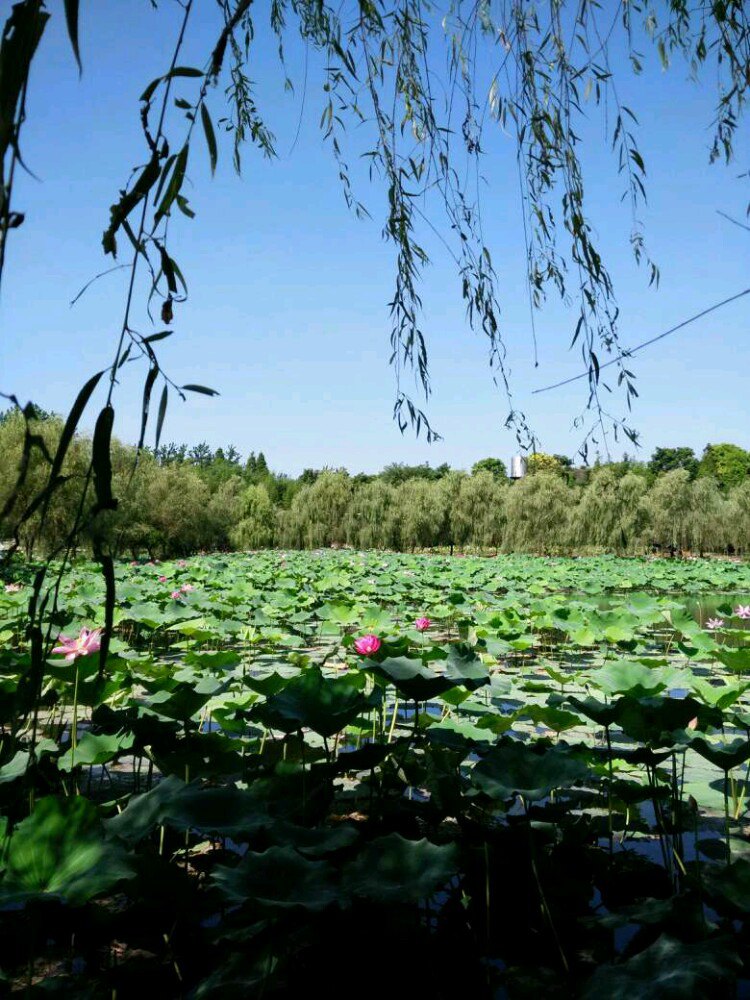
xmin=1 ymin=1 xmax=748 ymax=475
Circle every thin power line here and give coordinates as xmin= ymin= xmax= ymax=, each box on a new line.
xmin=532 ymin=286 xmax=750 ymax=395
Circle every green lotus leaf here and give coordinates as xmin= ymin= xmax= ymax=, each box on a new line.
xmin=471 ymin=741 xmax=590 ymax=801
xmin=212 ymin=845 xmax=338 ymax=910
xmin=251 ymin=665 xmax=370 ymax=737
xmin=581 ymin=934 xmax=741 ymax=999
xmin=364 ymin=656 xmax=453 ymax=701
xmin=57 ymin=730 xmax=134 ymax=772
xmin=341 ymin=833 xmax=458 ymax=903
xmin=0 ymin=797 xmax=132 ymax=907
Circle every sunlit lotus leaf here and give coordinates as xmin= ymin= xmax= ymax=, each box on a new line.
xmin=143 ymin=682 xmax=215 ymax=721
xmin=690 ymin=678 xmax=749 ymax=710
xmin=594 ymin=661 xmax=684 ymax=698
xmin=184 ymin=650 xmax=242 ymax=671
xmin=0 ymin=751 xmax=29 ymax=784
xmin=715 ymin=648 xmax=750 ymax=674
xmin=518 ymin=704 xmax=582 ymax=732
xmin=58 ymin=731 xmax=134 ymax=772
xmin=426 ymin=717 xmax=496 ymax=749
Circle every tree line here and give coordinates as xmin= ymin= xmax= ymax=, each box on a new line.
xmin=1 ymin=410 xmax=749 ymax=559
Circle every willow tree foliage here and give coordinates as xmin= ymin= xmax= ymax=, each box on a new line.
xmin=645 ymin=468 xmax=694 ymax=552
xmin=575 ymin=467 xmax=648 ymax=554
xmin=502 ymin=471 xmax=571 ymax=554
xmin=346 ymin=479 xmax=399 ymax=549
xmin=231 ymin=483 xmax=277 ymax=549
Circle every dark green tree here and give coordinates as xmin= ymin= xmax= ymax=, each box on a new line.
xmin=648 ymin=447 xmax=699 ymax=479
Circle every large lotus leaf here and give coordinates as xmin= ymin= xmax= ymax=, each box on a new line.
xmin=426 ymin=717 xmax=496 ymax=750
xmin=143 ymin=682 xmax=214 ymax=721
xmin=319 ymin=601 xmax=359 ymax=625
xmin=266 ymin=820 xmax=359 ymax=857
xmin=0 ymin=751 xmax=29 ymax=784
xmin=471 ymin=741 xmax=590 ymax=802
xmin=613 ymin=696 xmax=722 ymax=746
xmin=581 ymin=934 xmax=740 ymax=999
xmin=566 ymin=696 xmax=620 ymax=727
xmin=0 ymin=796 xmax=132 ymax=907
xmin=715 ymin=647 xmax=750 ymax=674
xmin=57 ymin=731 xmax=134 ymax=772
xmin=691 ymin=678 xmax=750 ymax=710
xmin=183 ymin=650 xmax=242 ymax=671
xmin=149 ymin=732 xmax=245 ymax=780
xmin=443 ymin=644 xmax=490 ymax=691
xmin=702 ymin=858 xmax=750 ymax=914
xmin=690 ymin=737 xmax=750 ymax=771
xmin=244 ymin=671 xmax=289 ymax=696
xmin=251 ymin=665 xmax=370 ymax=737
xmin=594 ymin=660 xmax=685 ymax=698
xmin=106 ymin=777 xmax=272 ymax=843
xmin=341 ymin=833 xmax=458 ymax=904
xmin=518 ymin=704 xmax=582 ymax=733
xmin=364 ymin=656 xmax=453 ymax=701
xmin=334 ymin=741 xmax=392 ymax=773
xmin=212 ymin=845 xmax=338 ymax=910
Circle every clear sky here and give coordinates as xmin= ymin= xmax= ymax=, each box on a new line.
xmin=1 ymin=1 xmax=748 ymax=475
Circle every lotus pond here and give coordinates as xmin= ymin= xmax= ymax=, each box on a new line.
xmin=3 ymin=551 xmax=750 ymax=996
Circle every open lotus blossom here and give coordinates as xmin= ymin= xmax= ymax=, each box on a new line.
xmin=705 ymin=618 xmax=724 ymax=630
xmin=52 ymin=627 xmax=102 ymax=661
xmin=171 ymin=590 xmax=183 ymax=601
xmin=354 ymin=634 xmax=381 ymax=656
xmin=414 ymin=617 xmax=432 ymax=632
xmin=734 ymin=605 xmax=750 ymax=619
xmin=4 ymin=583 xmax=22 ymax=593
xmin=178 ymin=560 xmax=188 ymax=568
xmin=181 ymin=583 xmax=195 ymax=593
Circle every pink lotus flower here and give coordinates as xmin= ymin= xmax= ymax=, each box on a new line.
xmin=129 ymin=560 xmax=138 ymax=567
xmin=687 ymin=716 xmax=698 ymax=730
xmin=180 ymin=583 xmax=195 ymax=593
xmin=52 ymin=627 xmax=102 ymax=661
xmin=734 ymin=605 xmax=750 ymax=619
xmin=171 ymin=590 xmax=183 ymax=601
xmin=158 ymin=575 xmax=167 ymax=583
xmin=4 ymin=583 xmax=22 ymax=593
xmin=414 ymin=617 xmax=432 ymax=632
xmin=354 ymin=634 xmax=381 ymax=656
xmin=705 ymin=618 xmax=724 ymax=630
xmin=178 ymin=560 xmax=187 ymax=568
